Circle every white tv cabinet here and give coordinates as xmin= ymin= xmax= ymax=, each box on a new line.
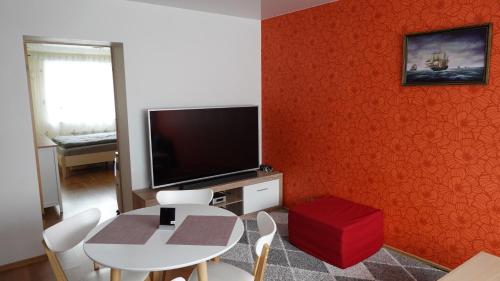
xmin=243 ymin=179 xmax=281 ymax=214
xmin=132 ymin=171 xmax=283 ymax=215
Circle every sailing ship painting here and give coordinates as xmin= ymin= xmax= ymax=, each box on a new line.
xmin=403 ymin=24 xmax=491 ymax=85
xmin=426 ymin=51 xmax=448 ymax=71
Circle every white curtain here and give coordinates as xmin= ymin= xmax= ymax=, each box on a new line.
xmin=28 ymin=51 xmax=116 ymax=138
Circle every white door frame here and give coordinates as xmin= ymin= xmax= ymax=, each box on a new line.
xmin=22 ymin=36 xmax=134 ymax=214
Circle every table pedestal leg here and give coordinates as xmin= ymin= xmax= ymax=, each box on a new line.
xmin=111 ymin=268 xmax=121 ymax=281
xmin=197 ymin=261 xmax=208 ymax=281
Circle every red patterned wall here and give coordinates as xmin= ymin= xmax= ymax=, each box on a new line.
xmin=262 ymin=0 xmax=500 ymax=268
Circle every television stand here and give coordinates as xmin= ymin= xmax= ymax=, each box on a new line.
xmin=179 ymin=171 xmax=258 ymax=190
xmin=132 ymin=171 xmax=282 ymax=216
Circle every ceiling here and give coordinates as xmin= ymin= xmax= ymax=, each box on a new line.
xmin=127 ymin=0 xmax=337 ymax=20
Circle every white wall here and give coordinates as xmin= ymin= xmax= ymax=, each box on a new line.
xmin=0 ymin=0 xmax=260 ymax=265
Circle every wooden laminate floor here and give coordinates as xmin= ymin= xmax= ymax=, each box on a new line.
xmin=0 ymin=259 xmax=54 ymax=281
xmin=43 ymin=165 xmax=119 ymax=229
xmin=0 ymin=260 xmax=191 ymax=281
xmin=0 ymin=165 xmax=119 ymax=281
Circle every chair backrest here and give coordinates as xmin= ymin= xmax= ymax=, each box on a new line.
xmin=42 ymin=208 xmax=101 ymax=281
xmin=43 ymin=208 xmax=101 ymax=252
xmin=254 ymin=211 xmax=277 ymax=257
xmin=252 ymin=211 xmax=277 ymax=281
xmin=156 ymin=189 xmax=214 ymax=205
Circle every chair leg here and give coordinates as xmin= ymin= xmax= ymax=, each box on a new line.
xmin=43 ymin=241 xmax=67 ymax=281
xmin=253 ymin=244 xmax=270 ymax=281
xmin=212 ymin=256 xmax=220 ymax=263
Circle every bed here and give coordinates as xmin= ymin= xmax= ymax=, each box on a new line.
xmin=52 ymin=132 xmax=117 ymax=178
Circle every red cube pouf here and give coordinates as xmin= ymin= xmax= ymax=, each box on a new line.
xmin=289 ymin=196 xmax=383 ymax=269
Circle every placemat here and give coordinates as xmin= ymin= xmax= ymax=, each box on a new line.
xmin=87 ymin=215 xmax=159 ymax=245
xmin=167 ymin=215 xmax=237 ymax=246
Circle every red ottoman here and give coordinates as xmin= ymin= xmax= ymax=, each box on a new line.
xmin=289 ymin=196 xmax=383 ymax=269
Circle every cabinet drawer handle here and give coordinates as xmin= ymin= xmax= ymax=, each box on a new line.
xmin=257 ymin=188 xmax=269 ymax=192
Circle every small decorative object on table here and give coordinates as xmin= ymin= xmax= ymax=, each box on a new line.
xmin=402 ymin=24 xmax=492 ymax=86
xmin=159 ymin=207 xmax=176 ymax=230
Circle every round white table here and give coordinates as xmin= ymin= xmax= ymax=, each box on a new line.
xmin=83 ymin=204 xmax=244 ymax=281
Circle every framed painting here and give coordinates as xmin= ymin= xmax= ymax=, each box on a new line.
xmin=402 ymin=24 xmax=492 ymax=86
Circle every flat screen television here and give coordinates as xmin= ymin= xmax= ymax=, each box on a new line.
xmin=148 ymin=106 xmax=259 ymax=188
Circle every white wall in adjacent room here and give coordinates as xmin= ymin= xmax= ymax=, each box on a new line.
xmin=0 ymin=0 xmax=260 ymax=265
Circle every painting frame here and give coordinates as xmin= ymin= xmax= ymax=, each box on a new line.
xmin=402 ymin=23 xmax=492 ymax=86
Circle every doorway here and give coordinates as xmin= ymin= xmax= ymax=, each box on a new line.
xmin=23 ymin=39 xmax=126 ymax=228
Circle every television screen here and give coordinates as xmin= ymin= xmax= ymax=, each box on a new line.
xmin=148 ymin=106 xmax=259 ymax=188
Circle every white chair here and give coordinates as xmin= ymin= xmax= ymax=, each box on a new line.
xmin=187 ymin=211 xmax=277 ymax=281
xmin=156 ymin=189 xmax=214 ymax=205
xmin=42 ymin=208 xmax=150 ymax=281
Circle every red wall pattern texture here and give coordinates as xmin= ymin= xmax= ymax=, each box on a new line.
xmin=262 ymin=0 xmax=500 ymax=268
